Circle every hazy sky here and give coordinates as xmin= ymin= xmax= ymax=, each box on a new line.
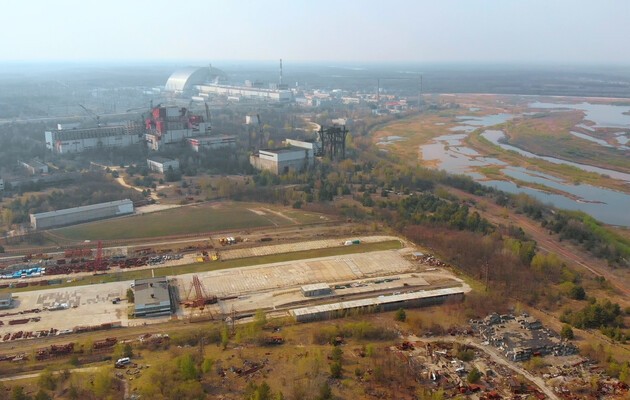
xmin=1 ymin=0 xmax=629 ymax=64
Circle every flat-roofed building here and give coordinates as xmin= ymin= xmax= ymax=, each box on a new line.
xmin=19 ymin=159 xmax=48 ymax=175
xmin=197 ymin=83 xmax=292 ymax=103
xmin=45 ymin=124 xmax=144 ymax=154
xmin=147 ymin=157 xmax=180 ymax=174
xmin=0 ymin=293 xmax=13 ymax=309
xmin=30 ymin=199 xmax=134 ymax=230
xmin=250 ymin=147 xmax=312 ymax=174
xmin=284 ymin=139 xmax=322 ymax=158
xmin=291 ymin=287 xmax=465 ymax=323
xmin=301 ymin=283 xmax=332 ymax=297
xmin=187 ymin=135 xmax=236 ymax=152
xmin=133 ymin=277 xmax=173 ymax=317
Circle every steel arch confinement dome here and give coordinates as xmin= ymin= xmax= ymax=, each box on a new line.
xmin=165 ymin=67 xmax=210 ymax=92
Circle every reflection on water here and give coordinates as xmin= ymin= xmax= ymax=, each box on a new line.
xmin=529 ymin=101 xmax=630 ymax=128
xmin=569 ymin=131 xmax=613 ymax=147
xmin=485 ymin=180 xmax=630 ymax=226
xmin=418 ymin=109 xmax=630 ymax=226
xmin=481 ymin=130 xmax=630 ymax=182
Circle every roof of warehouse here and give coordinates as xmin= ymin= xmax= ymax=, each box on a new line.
xmin=134 ymin=277 xmax=171 ymax=306
xmin=147 ymin=156 xmax=177 ymax=164
xmin=30 ymin=199 xmax=133 ymax=219
xmin=291 ymin=287 xmax=465 ymax=317
xmin=301 ymin=283 xmax=331 ymax=291
xmin=260 ymin=146 xmax=307 ymax=154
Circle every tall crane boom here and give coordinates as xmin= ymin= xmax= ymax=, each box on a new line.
xmin=78 ymin=104 xmax=101 ymax=127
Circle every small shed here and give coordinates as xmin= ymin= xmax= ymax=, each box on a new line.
xmin=0 ymin=293 xmax=13 ymax=309
xmin=411 ymin=252 xmax=424 ymax=260
xmin=301 ymin=283 xmax=332 ymax=297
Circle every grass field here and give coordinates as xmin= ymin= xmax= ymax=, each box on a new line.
xmin=1 ymin=240 xmax=402 ymax=294
xmin=53 ymin=202 xmax=319 ymax=241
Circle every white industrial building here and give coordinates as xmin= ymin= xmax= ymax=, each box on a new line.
xmin=19 ymin=159 xmax=49 ymax=175
xmin=197 ymin=83 xmax=292 ymax=103
xmin=187 ymin=135 xmax=236 ymax=152
xmin=45 ymin=124 xmax=144 ymax=154
xmin=147 ymin=157 xmax=180 ymax=174
xmin=250 ymin=147 xmax=312 ymax=174
xmin=284 ymin=139 xmax=322 ymax=158
xmin=164 ymin=66 xmax=225 ymax=93
xmin=301 ymin=283 xmax=332 ymax=297
xmin=30 ymin=199 xmax=134 ymax=230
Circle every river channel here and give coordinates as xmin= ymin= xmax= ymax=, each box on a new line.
xmin=419 ymin=102 xmax=630 ymax=226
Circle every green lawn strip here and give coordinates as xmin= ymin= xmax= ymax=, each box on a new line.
xmin=54 ymin=205 xmax=278 ymax=241
xmin=2 ymin=240 xmax=402 ymax=294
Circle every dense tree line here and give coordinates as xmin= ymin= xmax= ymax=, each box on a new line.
xmin=561 ymin=299 xmax=623 ymax=330
xmin=2 ymin=172 xmax=142 ymax=225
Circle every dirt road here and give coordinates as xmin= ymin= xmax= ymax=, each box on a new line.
xmin=449 ymin=187 xmax=630 ymax=300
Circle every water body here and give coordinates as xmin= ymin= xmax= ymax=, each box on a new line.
xmin=481 ymin=130 xmax=630 ymax=182
xmin=419 ymin=109 xmax=630 ymax=226
xmin=529 ymin=101 xmax=630 ymax=128
xmin=569 ymin=131 xmax=613 ymax=148
xmin=485 ymin=180 xmax=630 ymax=226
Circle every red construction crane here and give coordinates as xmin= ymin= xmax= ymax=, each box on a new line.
xmin=184 ymin=275 xmax=217 ymax=308
xmin=95 ymin=240 xmax=103 ymax=273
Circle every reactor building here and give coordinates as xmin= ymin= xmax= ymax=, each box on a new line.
xmin=45 ymin=123 xmax=145 ymax=154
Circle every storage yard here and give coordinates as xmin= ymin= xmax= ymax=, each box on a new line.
xmin=0 ymin=239 xmax=469 ymax=343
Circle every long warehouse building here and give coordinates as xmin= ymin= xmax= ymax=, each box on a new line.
xmin=45 ymin=124 xmax=145 ymax=154
xmin=30 ymin=199 xmax=134 ymax=230
xmin=290 ymin=287 xmax=465 ymax=323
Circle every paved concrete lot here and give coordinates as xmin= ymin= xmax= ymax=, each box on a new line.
xmin=183 ymin=249 xmax=415 ymax=299
xmin=218 ymin=235 xmax=401 ymax=260
xmin=0 ymin=243 xmax=456 ymax=338
xmin=0 ymin=282 xmax=133 ymax=336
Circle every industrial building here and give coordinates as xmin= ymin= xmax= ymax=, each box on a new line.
xmin=249 ymin=147 xmax=313 ymax=174
xmin=301 ymin=283 xmax=332 ymax=297
xmin=133 ymin=277 xmax=174 ymax=317
xmin=164 ymin=66 xmax=225 ymax=93
xmin=30 ymin=199 xmax=134 ymax=230
xmin=0 ymin=293 xmax=13 ymax=309
xmin=147 ymin=157 xmax=180 ymax=174
xmin=284 ymin=139 xmax=322 ymax=158
xmin=196 ymin=83 xmax=292 ymax=103
xmin=45 ymin=124 xmax=144 ymax=154
xmin=19 ymin=159 xmax=48 ymax=175
xmin=144 ymin=105 xmax=211 ymax=150
xmin=290 ymin=287 xmax=465 ymax=323
xmin=187 ymin=135 xmax=236 ymax=152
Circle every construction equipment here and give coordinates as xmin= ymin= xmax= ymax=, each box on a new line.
xmin=183 ymin=275 xmax=217 ymax=308
xmin=78 ymin=104 xmax=101 ymax=127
